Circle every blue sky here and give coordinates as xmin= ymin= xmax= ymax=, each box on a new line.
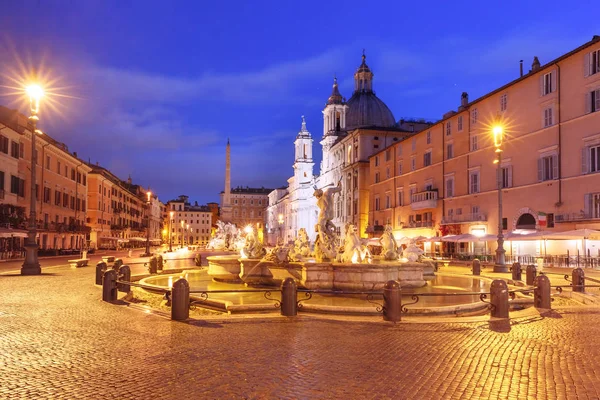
xmin=0 ymin=0 xmax=597 ymax=205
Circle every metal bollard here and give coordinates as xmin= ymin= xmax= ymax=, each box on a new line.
xmin=117 ymin=265 xmax=131 ymax=293
xmin=472 ymin=259 xmax=481 ymax=276
xmin=572 ymin=267 xmax=585 ymax=293
xmin=171 ymin=278 xmax=190 ymax=321
xmin=534 ymin=275 xmax=551 ymax=309
xmin=490 ymin=279 xmax=509 ymax=318
xmin=157 ymin=255 xmax=164 ymax=271
xmin=280 ymin=278 xmax=298 ymax=317
xmin=102 ymin=269 xmax=118 ymax=302
xmin=148 ymin=256 xmax=158 ymax=274
xmin=113 ymin=258 xmax=123 ymax=271
xmin=194 ymin=253 xmax=202 ymax=267
xmin=526 ymin=265 xmax=537 ymax=286
xmin=95 ymin=261 xmax=107 ymax=285
xmin=511 ymin=262 xmax=522 ymax=281
xmin=383 ymin=280 xmax=402 ymax=322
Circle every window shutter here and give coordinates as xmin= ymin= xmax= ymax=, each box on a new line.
xmin=508 ymin=165 xmax=513 ymax=187
xmin=582 ymin=147 xmax=588 ymax=174
xmin=540 ymin=75 xmax=545 ymax=96
xmin=537 ymin=158 xmax=543 ymax=181
xmin=551 ymin=71 xmax=557 ymax=93
xmin=586 ymin=92 xmax=592 ymax=114
xmin=552 ymin=154 xmax=558 ymax=179
xmin=585 ymin=52 xmax=590 ymax=78
xmin=584 ymin=193 xmax=591 ymax=216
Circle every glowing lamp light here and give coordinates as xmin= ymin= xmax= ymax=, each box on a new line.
xmin=244 ymin=225 xmax=253 ymax=234
xmin=146 ymin=191 xmax=151 ymax=202
xmin=492 ymin=125 xmax=503 ymax=148
xmin=278 ymin=214 xmax=284 ymax=224
xmin=26 ymin=84 xmax=44 ymax=115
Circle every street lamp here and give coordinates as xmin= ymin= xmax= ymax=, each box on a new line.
xmin=145 ymin=190 xmax=151 ymax=256
xmin=492 ymin=120 xmax=508 ymax=272
xmin=277 ymin=213 xmax=284 ymax=244
xmin=186 ymin=224 xmax=190 ymax=248
xmin=21 ymin=84 xmax=44 ymax=275
xmin=180 ymin=220 xmax=184 ymax=248
xmin=169 ymin=211 xmax=174 ymax=252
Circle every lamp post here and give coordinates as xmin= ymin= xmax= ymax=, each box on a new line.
xmin=180 ymin=220 xmax=184 ymax=248
xmin=278 ymin=213 xmax=284 ymax=244
xmin=21 ymin=84 xmax=44 ymax=275
xmin=493 ymin=121 xmax=508 ymax=273
xmin=145 ymin=190 xmax=151 ymax=256
xmin=169 ymin=211 xmax=174 ymax=252
xmin=186 ymin=224 xmax=190 ymax=248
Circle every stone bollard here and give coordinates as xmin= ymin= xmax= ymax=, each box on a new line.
xmin=171 ymin=278 xmax=190 ymax=321
xmin=511 ymin=262 xmax=522 ymax=281
xmin=534 ymin=275 xmax=551 ymax=309
xmin=157 ymin=255 xmax=164 ymax=271
xmin=490 ymin=279 xmax=509 ymax=318
xmin=572 ymin=267 xmax=585 ymax=293
xmin=383 ymin=280 xmax=402 ymax=322
xmin=526 ymin=265 xmax=537 ymax=286
xmin=148 ymin=256 xmax=158 ymax=274
xmin=95 ymin=261 xmax=107 ymax=285
xmin=472 ymin=259 xmax=481 ymax=276
xmin=280 ymin=278 xmax=298 ymax=317
xmin=194 ymin=253 xmax=202 ymax=267
xmin=113 ymin=258 xmax=123 ymax=271
xmin=117 ymin=265 xmax=131 ymax=293
xmin=102 ymin=269 xmax=118 ymax=302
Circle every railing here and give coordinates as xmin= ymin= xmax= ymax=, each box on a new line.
xmin=410 ymin=190 xmax=438 ymax=211
xmin=555 ymin=212 xmax=600 ymax=223
xmin=406 ymin=220 xmax=435 ymax=228
xmin=441 ymin=213 xmax=487 ymax=225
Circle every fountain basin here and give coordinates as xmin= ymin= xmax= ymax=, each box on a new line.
xmin=207 ymin=255 xmax=242 ymax=282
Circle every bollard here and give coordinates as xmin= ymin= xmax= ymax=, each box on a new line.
xmin=511 ymin=262 xmax=522 ymax=281
xmin=534 ymin=275 xmax=552 ymax=309
xmin=490 ymin=279 xmax=509 ymax=318
xmin=526 ymin=265 xmax=537 ymax=286
xmin=95 ymin=261 xmax=107 ymax=285
xmin=472 ymin=259 xmax=481 ymax=276
xmin=572 ymin=267 xmax=585 ymax=293
xmin=171 ymin=278 xmax=190 ymax=321
xmin=157 ymin=255 xmax=164 ymax=271
xmin=148 ymin=256 xmax=158 ymax=274
xmin=113 ymin=258 xmax=123 ymax=271
xmin=280 ymin=278 xmax=298 ymax=317
xmin=383 ymin=280 xmax=402 ymax=322
xmin=117 ymin=265 xmax=131 ymax=293
xmin=194 ymin=253 xmax=202 ymax=267
xmin=102 ymin=269 xmax=118 ymax=302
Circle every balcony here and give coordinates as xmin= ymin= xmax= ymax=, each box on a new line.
xmin=441 ymin=213 xmax=488 ymax=225
xmin=555 ymin=213 xmax=600 ymax=223
xmin=405 ymin=220 xmax=435 ymax=229
xmin=410 ymin=190 xmax=438 ymax=211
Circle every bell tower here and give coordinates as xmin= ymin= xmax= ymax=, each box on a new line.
xmin=322 ymin=76 xmax=348 ymax=137
xmin=293 ymin=116 xmax=314 ymax=183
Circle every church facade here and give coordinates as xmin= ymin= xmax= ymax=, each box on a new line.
xmin=265 ymin=54 xmax=431 ymax=244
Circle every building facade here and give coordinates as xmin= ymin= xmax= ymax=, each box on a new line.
xmin=164 ymin=195 xmax=212 ymax=246
xmin=369 ymin=35 xmax=600 ymax=257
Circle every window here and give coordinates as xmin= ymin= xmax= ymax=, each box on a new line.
xmin=547 ymin=213 xmax=554 ymax=228
xmin=411 ymin=157 xmax=416 ymax=171
xmin=471 ymin=108 xmax=478 ymax=124
xmin=386 ymin=167 xmax=390 ymax=179
xmin=0 ymin=171 xmax=3 ymax=191
xmin=10 ymin=175 xmax=24 ymax=197
xmin=63 ymin=192 xmax=69 ymax=207
xmin=409 ymin=187 xmax=416 ymax=203
xmin=423 ymin=151 xmax=432 ymax=167
xmin=397 ymin=145 xmax=402 ymax=156
xmin=385 ymin=149 xmax=391 ymax=161
xmin=542 ymin=71 xmax=555 ymax=96
xmin=538 ymin=154 xmax=558 ymax=181
xmin=411 ymin=138 xmax=416 ymax=152
xmin=426 ymin=131 xmax=431 ymax=144
xmin=375 ymin=197 xmax=380 ymax=211
xmin=445 ymin=177 xmax=454 ymax=198
xmin=500 ymin=94 xmax=507 ymax=111
xmin=398 ymin=190 xmax=404 ymax=206
xmin=375 ymin=172 xmax=380 ymax=183
xmin=0 ymin=135 xmax=8 ymax=154
xmin=375 ymin=156 xmax=379 ymax=166
xmin=446 ymin=121 xmax=451 ymax=136
xmin=10 ymin=141 xmax=19 ymax=159
xmin=43 ymin=187 xmax=51 ymax=203
xmin=64 ymin=165 xmax=68 ymax=177
xmin=500 ymin=166 xmax=513 ymax=188
xmin=469 ymin=171 xmax=480 ymax=194
xmin=57 ymin=161 xmax=61 ymax=174
xmin=398 ymin=162 xmax=403 ymax=175
xmin=19 ymin=143 xmax=24 ymax=158
xmin=45 ymin=155 xmax=50 ymax=169
xmin=55 ymin=191 xmax=61 ymax=206
xmin=472 ymin=205 xmax=479 ymax=216
xmin=385 ymin=195 xmax=390 ymax=209
xmin=588 ymin=144 xmax=600 ymax=173
xmin=457 ymin=116 xmax=463 ymax=132
xmin=447 ymin=143 xmax=454 ymax=159
xmin=543 ymin=107 xmax=554 ymax=127
xmin=588 ymin=89 xmax=600 ymax=114
xmin=586 ymin=49 xmax=600 ymax=77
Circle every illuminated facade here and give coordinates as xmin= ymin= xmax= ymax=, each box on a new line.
xmin=165 ymin=195 xmax=212 ymax=246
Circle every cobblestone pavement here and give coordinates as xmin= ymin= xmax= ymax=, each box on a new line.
xmin=2 ymin=265 xmax=600 ymax=399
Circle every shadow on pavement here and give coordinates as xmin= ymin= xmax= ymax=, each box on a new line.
xmin=187 ymin=320 xmax=224 ymax=329
xmin=487 ymin=319 xmax=511 ymax=333
xmin=0 ymin=272 xmax=60 ymax=277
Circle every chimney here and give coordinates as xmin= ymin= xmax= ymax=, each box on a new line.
xmin=458 ymin=92 xmax=468 ymax=111
xmin=73 ymin=151 xmax=77 ymax=158
xmin=531 ymin=56 xmax=541 ymax=72
xmin=519 ymin=60 xmax=524 ymax=77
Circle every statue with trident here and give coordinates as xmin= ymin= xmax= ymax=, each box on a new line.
xmin=313 ymin=178 xmax=342 ymax=261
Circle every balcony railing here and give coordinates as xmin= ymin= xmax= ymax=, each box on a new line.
xmin=555 ymin=212 xmax=600 ymax=223
xmin=0 ymin=189 xmax=4 ymax=200
xmin=441 ymin=213 xmax=488 ymax=225
xmin=410 ymin=190 xmax=438 ymax=211
xmin=405 ymin=220 xmax=435 ymax=229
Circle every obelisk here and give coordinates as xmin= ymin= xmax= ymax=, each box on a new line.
xmin=221 ymin=139 xmax=233 ymax=222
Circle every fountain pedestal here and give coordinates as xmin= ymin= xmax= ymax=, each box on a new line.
xmin=207 ymin=255 xmax=242 ymax=282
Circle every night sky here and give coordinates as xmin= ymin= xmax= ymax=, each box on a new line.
xmin=0 ymin=0 xmax=596 ymax=205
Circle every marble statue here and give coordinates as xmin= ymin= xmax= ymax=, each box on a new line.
xmin=288 ymin=228 xmax=311 ymax=261
xmin=263 ymin=237 xmax=290 ymax=264
xmin=403 ymin=239 xmax=424 ymax=262
xmin=313 ymin=179 xmax=342 ymax=262
xmin=241 ymin=225 xmax=266 ymax=259
xmin=341 ymin=224 xmax=371 ymax=263
xmin=207 ymin=221 xmax=240 ymax=251
xmin=379 ymin=224 xmax=399 ymax=261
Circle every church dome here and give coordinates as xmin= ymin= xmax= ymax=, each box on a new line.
xmin=345 ymin=53 xmax=396 ymax=129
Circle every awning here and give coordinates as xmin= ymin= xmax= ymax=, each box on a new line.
xmin=543 ymin=229 xmax=600 ymax=240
